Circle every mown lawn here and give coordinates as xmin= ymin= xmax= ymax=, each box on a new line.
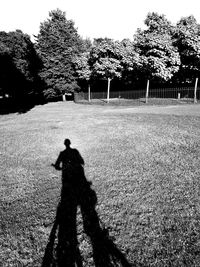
xmin=1 ymin=102 xmax=200 ymax=266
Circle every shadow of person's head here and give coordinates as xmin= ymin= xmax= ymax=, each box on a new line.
xmin=64 ymin=138 xmax=71 ymax=148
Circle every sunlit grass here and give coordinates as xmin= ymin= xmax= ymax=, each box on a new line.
xmin=1 ymin=102 xmax=200 ymax=266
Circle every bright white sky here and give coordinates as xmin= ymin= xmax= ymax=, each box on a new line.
xmin=1 ymin=0 xmax=200 ymax=41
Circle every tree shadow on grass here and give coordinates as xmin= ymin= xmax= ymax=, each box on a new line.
xmin=42 ymin=144 xmax=131 ymax=267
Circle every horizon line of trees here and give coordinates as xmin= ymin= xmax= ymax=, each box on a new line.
xmin=1 ymin=9 xmax=200 ymax=106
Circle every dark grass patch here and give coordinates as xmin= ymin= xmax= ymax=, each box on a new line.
xmin=1 ymin=102 xmax=200 ymax=266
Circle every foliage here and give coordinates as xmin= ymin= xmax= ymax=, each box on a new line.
xmin=82 ymin=38 xmax=93 ymax=52
xmin=35 ymin=9 xmax=84 ymax=98
xmin=134 ymin=12 xmax=181 ymax=81
xmin=73 ymin=52 xmax=91 ymax=81
xmin=0 ymin=30 xmax=43 ymax=99
xmin=173 ymin=16 xmax=200 ymax=82
xmin=144 ymin=12 xmax=174 ymax=34
xmin=74 ymin=38 xmax=141 ymax=88
xmin=3 ymin=10 xmax=200 ymax=105
xmin=73 ymin=12 xmax=200 ymax=88
xmin=115 ymin=39 xmax=142 ymax=83
xmin=89 ymin=38 xmax=123 ymax=80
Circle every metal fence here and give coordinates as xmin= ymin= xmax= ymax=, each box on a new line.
xmin=74 ymin=86 xmax=200 ymax=103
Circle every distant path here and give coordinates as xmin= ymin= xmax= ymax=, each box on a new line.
xmin=104 ymin=104 xmax=200 ymax=116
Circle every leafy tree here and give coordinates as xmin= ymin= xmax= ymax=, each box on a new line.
xmin=89 ymin=38 xmax=122 ymax=102
xmin=74 ymin=52 xmax=91 ymax=82
xmin=77 ymin=38 xmax=141 ymax=99
xmin=35 ymin=9 xmax=84 ymax=98
xmin=173 ymin=15 xmax=200 ymax=83
xmin=81 ymin=38 xmax=92 ymax=52
xmin=0 ymin=30 xmax=43 ymax=100
xmin=73 ymin=52 xmax=92 ymax=100
xmin=134 ymin=12 xmax=180 ymax=82
xmin=115 ymin=39 xmax=142 ymax=86
xmin=89 ymin=38 xmax=123 ymax=80
xmin=144 ymin=12 xmax=174 ymax=34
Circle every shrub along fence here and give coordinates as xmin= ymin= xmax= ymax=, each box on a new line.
xmin=74 ymin=86 xmax=200 ymax=104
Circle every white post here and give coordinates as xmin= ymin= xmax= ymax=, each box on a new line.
xmin=178 ymin=93 xmax=181 ymax=101
xmin=145 ymin=79 xmax=149 ymax=104
xmin=107 ymin=78 xmax=111 ymax=103
xmin=194 ymin=78 xmax=198 ymax=104
xmin=88 ymin=84 xmax=91 ymax=102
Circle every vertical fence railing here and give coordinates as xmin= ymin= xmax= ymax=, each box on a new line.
xmin=74 ymin=86 xmax=200 ymax=103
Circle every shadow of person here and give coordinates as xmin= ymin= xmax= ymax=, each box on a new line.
xmin=42 ymin=139 xmax=132 ymax=267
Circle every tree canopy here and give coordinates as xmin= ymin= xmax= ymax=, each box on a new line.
xmin=0 ymin=30 xmax=43 ymax=99
xmin=173 ymin=15 xmax=200 ymax=82
xmin=2 ymin=9 xmax=200 ymax=109
xmin=134 ymin=12 xmax=181 ymax=82
xmin=35 ymin=9 xmax=84 ymax=98
xmin=89 ymin=38 xmax=122 ymax=80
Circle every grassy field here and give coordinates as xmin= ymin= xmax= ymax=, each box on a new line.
xmin=1 ymin=102 xmax=200 ymax=266
xmin=75 ymin=97 xmax=197 ymax=107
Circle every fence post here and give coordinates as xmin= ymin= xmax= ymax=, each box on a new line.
xmin=145 ymin=80 xmax=149 ymax=103
xmin=194 ymin=78 xmax=198 ymax=104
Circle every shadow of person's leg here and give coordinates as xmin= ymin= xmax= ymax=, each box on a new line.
xmin=41 ymin=219 xmax=58 ymax=267
xmin=80 ymin=185 xmax=132 ymax=267
xmin=42 ymin=185 xmax=83 ymax=267
xmin=57 ymin=188 xmax=83 ymax=267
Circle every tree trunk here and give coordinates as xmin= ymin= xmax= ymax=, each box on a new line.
xmin=62 ymin=94 xmax=66 ymax=101
xmin=88 ymin=84 xmax=91 ymax=102
xmin=194 ymin=78 xmax=198 ymax=104
xmin=107 ymin=78 xmax=111 ymax=103
xmin=145 ymin=79 xmax=149 ymax=104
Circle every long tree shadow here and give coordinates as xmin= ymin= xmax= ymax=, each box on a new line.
xmin=42 ymin=140 xmax=132 ymax=267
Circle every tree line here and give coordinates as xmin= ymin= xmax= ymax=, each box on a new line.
xmin=1 ymin=9 xmax=200 ymax=106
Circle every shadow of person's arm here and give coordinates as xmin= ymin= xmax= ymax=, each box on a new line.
xmin=52 ymin=152 xmax=63 ymax=170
